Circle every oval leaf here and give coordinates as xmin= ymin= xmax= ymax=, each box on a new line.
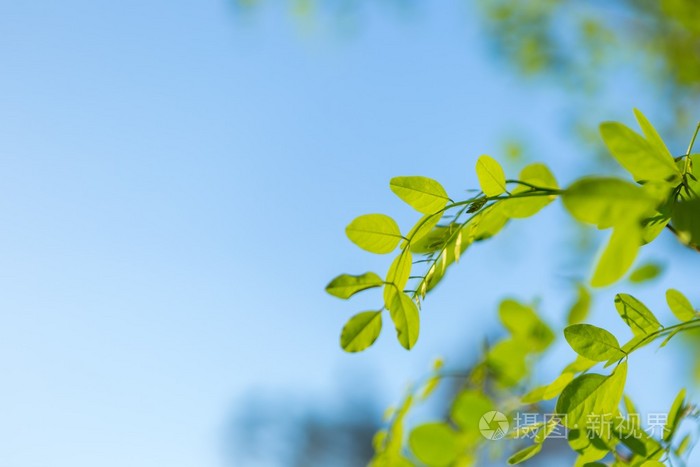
xmin=507 ymin=444 xmax=542 ymax=465
xmin=408 ymin=422 xmax=459 ymax=466
xmin=476 ymin=155 xmax=507 ymax=197
xmin=564 ymin=324 xmax=625 ymax=362
xmin=345 ymin=214 xmax=402 ymax=254
xmin=340 ymin=311 xmax=382 ymax=352
xmin=600 ymin=121 xmax=680 ymax=183
xmin=390 ymin=176 xmax=449 ymax=214
xmin=614 ymin=294 xmax=661 ymax=336
xmin=628 ymin=262 xmax=663 ymax=283
xmin=666 ymin=289 xmax=695 ymax=322
xmin=384 ymin=250 xmax=412 ymax=307
xmin=325 ymin=272 xmax=383 ymax=299
xmin=388 ymin=293 xmax=420 ymax=350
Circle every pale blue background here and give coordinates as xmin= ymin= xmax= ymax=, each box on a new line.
xmin=0 ymin=1 xmax=697 ymax=466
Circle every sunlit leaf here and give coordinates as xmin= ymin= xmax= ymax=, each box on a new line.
xmin=404 ymin=212 xmax=442 ymax=246
xmin=666 ymin=289 xmax=695 ymax=322
xmin=409 ymin=422 xmax=459 ymax=466
xmin=388 ymin=293 xmax=420 ymax=350
xmin=665 ymin=388 xmax=686 ymax=442
xmin=390 ymin=176 xmax=450 ymax=214
xmin=628 ymin=262 xmax=663 ymax=283
xmin=507 ymin=443 xmax=542 ymax=465
xmin=346 ymin=214 xmax=402 ymax=254
xmin=502 ymin=163 xmax=558 ymax=218
xmin=499 ymin=299 xmax=554 ymax=352
xmin=451 ymin=390 xmax=494 ymax=440
xmin=591 ymin=222 xmax=641 ymax=288
xmin=633 ymin=109 xmax=673 ymax=160
xmin=384 ymin=250 xmax=412 ymax=307
xmin=340 ymin=311 xmax=382 ymax=352
xmin=614 ymin=294 xmax=661 ymax=336
xmin=326 ymin=272 xmax=383 ymax=299
xmin=562 ymin=177 xmax=656 ymax=229
xmin=564 ymin=324 xmax=625 ymax=362
xmin=556 ymin=362 xmax=627 ymax=431
xmin=476 ymin=155 xmax=507 ymax=197
xmin=567 ymin=284 xmax=591 ymax=325
xmin=600 ymin=121 xmax=680 ymax=183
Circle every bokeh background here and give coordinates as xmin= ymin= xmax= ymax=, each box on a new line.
xmin=1 ymin=1 xmax=699 ymax=466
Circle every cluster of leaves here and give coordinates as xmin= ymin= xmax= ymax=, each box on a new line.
xmin=327 ymin=110 xmax=700 ymax=465
xmin=327 ymin=109 xmax=699 ymax=352
xmin=372 ymin=290 xmax=700 ymax=466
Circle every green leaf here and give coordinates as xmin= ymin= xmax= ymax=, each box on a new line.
xmin=628 ymin=262 xmax=663 ymax=283
xmin=408 ymin=422 xmax=459 ymax=466
xmin=499 ymin=299 xmax=554 ymax=352
xmin=614 ymin=294 xmax=662 ymax=336
xmin=507 ymin=443 xmax=542 ymax=465
xmin=562 ymin=177 xmax=657 ymax=229
xmin=567 ymin=285 xmax=591 ymax=325
xmin=409 ymin=223 xmax=460 ymax=254
xmin=600 ymin=121 xmax=680 ymax=183
xmin=404 ymin=212 xmax=442 ymax=246
xmin=450 ymin=390 xmax=494 ymax=440
xmin=476 ymin=155 xmax=507 ymax=197
xmin=340 ymin=311 xmax=382 ymax=352
xmin=665 ymin=388 xmax=686 ymax=442
xmin=471 ymin=202 xmax=509 ymax=240
xmin=666 ymin=289 xmax=696 ymax=322
xmin=325 ymin=272 xmax=383 ymax=299
xmin=487 ymin=339 xmax=529 ymax=387
xmin=522 ymin=372 xmax=575 ymax=403
xmin=346 ymin=214 xmax=402 ymax=254
xmin=672 ymin=199 xmax=700 ymax=248
xmin=564 ymin=324 xmax=625 ymax=362
xmin=388 ymin=293 xmax=420 ymax=350
xmin=556 ymin=362 xmax=627 ymax=431
xmin=502 ymin=163 xmax=558 ymax=218
xmin=390 ymin=176 xmax=449 ymax=214
xmin=590 ymin=222 xmax=641 ymax=288
xmin=384 ymin=250 xmax=412 ymax=307
xmin=633 ymin=109 xmax=673 ymax=160
xmin=640 ymin=461 xmax=665 ymax=467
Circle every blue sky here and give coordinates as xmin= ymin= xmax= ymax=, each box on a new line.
xmin=0 ymin=1 xmax=697 ymax=466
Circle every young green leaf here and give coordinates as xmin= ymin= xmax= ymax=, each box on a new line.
xmin=666 ymin=289 xmax=696 ymax=322
xmin=403 ymin=212 xmax=442 ymax=246
xmin=390 ymin=176 xmax=450 ymax=214
xmin=476 ymin=155 xmax=507 ymax=197
xmin=567 ymin=284 xmax=591 ymax=325
xmin=672 ymin=199 xmax=700 ymax=249
xmin=664 ymin=388 xmax=686 ymax=442
xmin=388 ymin=293 xmax=420 ymax=350
xmin=383 ymin=250 xmax=412 ymax=307
xmin=590 ymin=222 xmax=641 ymax=288
xmin=507 ymin=443 xmax=542 ymax=465
xmin=564 ymin=324 xmax=626 ymax=362
xmin=345 ymin=214 xmax=402 ymax=254
xmin=502 ymin=163 xmax=558 ymax=218
xmin=628 ymin=262 xmax=663 ymax=283
xmin=498 ymin=299 xmax=554 ymax=352
xmin=325 ymin=272 xmax=383 ymax=299
xmin=600 ymin=121 xmax=680 ymax=183
xmin=340 ymin=311 xmax=382 ymax=352
xmin=450 ymin=390 xmax=494 ymax=439
xmin=614 ymin=294 xmax=662 ymax=335
xmin=556 ymin=362 xmax=627 ymax=431
xmin=562 ymin=177 xmax=656 ymax=229
xmin=408 ymin=422 xmax=459 ymax=466
xmin=633 ymin=109 xmax=674 ymax=160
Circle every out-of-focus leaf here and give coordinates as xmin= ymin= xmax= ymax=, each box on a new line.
xmin=507 ymin=444 xmax=542 ymax=465
xmin=408 ymin=423 xmax=459 ymax=466
xmin=567 ymin=284 xmax=591 ymax=325
xmin=628 ymin=262 xmax=663 ymax=283
xmin=591 ymin=222 xmax=641 ymax=287
xmin=499 ymin=299 xmax=554 ymax=352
